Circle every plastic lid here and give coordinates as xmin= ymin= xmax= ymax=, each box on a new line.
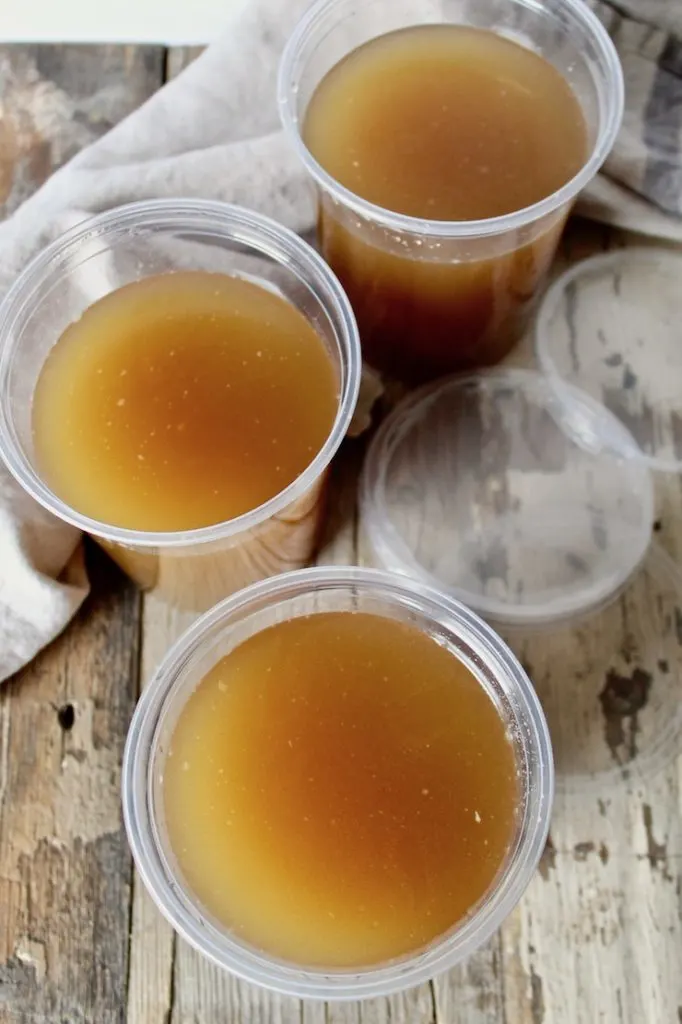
xmin=360 ymin=369 xmax=654 ymax=626
xmin=536 ymin=247 xmax=682 ymax=473
xmin=498 ymin=542 xmax=682 ymax=789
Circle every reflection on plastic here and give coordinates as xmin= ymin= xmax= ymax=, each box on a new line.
xmin=360 ymin=369 xmax=653 ymax=626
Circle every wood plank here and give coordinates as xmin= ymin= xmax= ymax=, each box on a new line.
xmin=164 ymin=47 xmax=204 ymax=82
xmin=124 ymin=42 xmax=204 ymax=1024
xmin=431 ymin=937 xmax=507 ymax=1024
xmin=0 ymin=543 xmax=141 ymax=1023
xmin=0 ymin=43 xmax=163 ymax=1024
xmin=125 ymin=600 xmax=195 ymax=1024
xmin=0 ymin=44 xmax=165 ymax=218
xmin=495 ymin=223 xmax=682 ymax=1024
xmin=501 ymin=774 xmax=682 ymax=1023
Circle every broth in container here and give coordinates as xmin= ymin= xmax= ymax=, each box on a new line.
xmin=122 ymin=567 xmax=554 ymax=998
xmin=279 ymin=0 xmax=624 ymax=384
xmin=0 ymin=201 xmax=361 ymax=610
xmin=163 ymin=610 xmax=519 ymax=966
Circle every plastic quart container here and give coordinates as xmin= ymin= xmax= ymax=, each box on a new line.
xmin=123 ymin=566 xmax=553 ymax=1000
xmin=0 ymin=200 xmax=361 ymax=612
xmin=279 ymin=0 xmax=624 ymax=382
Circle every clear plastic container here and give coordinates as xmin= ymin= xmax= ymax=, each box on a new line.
xmin=0 ymin=200 xmax=361 ymax=611
xmin=278 ymin=0 xmax=624 ymax=383
xmin=122 ymin=565 xmax=553 ymax=1000
xmin=360 ymin=369 xmax=654 ymax=627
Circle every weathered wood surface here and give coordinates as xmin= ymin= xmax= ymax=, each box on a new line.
xmin=0 ymin=543 xmax=141 ymax=1023
xmin=0 ymin=43 xmax=161 ymax=1024
xmin=0 ymin=45 xmax=165 ymax=219
xmin=2 ymin=44 xmax=682 ymax=1024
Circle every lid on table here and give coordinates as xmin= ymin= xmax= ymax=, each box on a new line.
xmin=536 ymin=247 xmax=682 ymax=473
xmin=360 ymin=369 xmax=654 ymax=627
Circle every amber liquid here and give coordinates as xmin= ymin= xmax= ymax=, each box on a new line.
xmin=304 ymin=25 xmax=588 ymax=383
xmin=163 ymin=612 xmax=519 ymax=967
xmin=32 ymin=272 xmax=338 ymax=531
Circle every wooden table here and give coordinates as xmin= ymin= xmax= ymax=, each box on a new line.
xmin=1 ymin=43 xmax=682 ymax=1024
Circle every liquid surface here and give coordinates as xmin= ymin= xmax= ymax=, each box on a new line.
xmin=304 ymin=25 xmax=588 ymax=220
xmin=33 ymin=272 xmax=338 ymax=531
xmin=302 ymin=25 xmax=588 ymax=383
xmin=163 ymin=612 xmax=519 ymax=967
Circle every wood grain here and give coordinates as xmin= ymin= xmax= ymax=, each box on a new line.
xmin=164 ymin=47 xmax=204 ymax=82
xmin=0 ymin=45 xmax=164 ymax=218
xmin=0 ymin=543 xmax=141 ymax=1023
xmin=499 ymin=222 xmax=682 ymax=1024
xmin=2 ymin=42 xmax=682 ymax=1024
xmin=0 ymin=43 xmax=162 ymax=1024
xmin=125 ymin=598 xmax=193 ymax=1024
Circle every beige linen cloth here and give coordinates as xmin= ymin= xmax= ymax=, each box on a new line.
xmin=0 ymin=0 xmax=680 ymax=681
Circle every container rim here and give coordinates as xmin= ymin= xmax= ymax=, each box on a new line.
xmin=277 ymin=0 xmax=625 ymax=240
xmin=122 ymin=565 xmax=554 ymax=1000
xmin=0 ymin=199 xmax=361 ymax=549
xmin=359 ymin=369 xmax=655 ymax=627
xmin=535 ymin=247 xmax=682 ymax=475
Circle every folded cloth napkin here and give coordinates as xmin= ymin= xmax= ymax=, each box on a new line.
xmin=0 ymin=0 xmax=680 ymax=681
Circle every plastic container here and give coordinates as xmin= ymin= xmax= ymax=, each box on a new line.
xmin=360 ymin=369 xmax=654 ymax=627
xmin=122 ymin=565 xmax=553 ymax=1000
xmin=0 ymin=200 xmax=361 ymax=611
xmin=278 ymin=0 xmax=624 ymax=383
xmin=536 ymin=247 xmax=682 ymax=474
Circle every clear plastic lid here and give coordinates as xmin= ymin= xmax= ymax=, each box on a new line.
xmin=360 ymin=369 xmax=654 ymax=626
xmin=536 ymin=247 xmax=682 ymax=473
